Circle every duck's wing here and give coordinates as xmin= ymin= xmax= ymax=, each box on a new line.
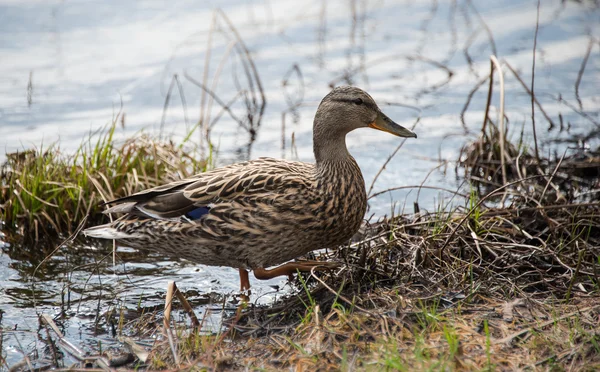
xmin=102 ymin=158 xmax=313 ymax=222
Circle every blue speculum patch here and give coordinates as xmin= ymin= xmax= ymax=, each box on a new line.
xmin=185 ymin=206 xmax=210 ymax=220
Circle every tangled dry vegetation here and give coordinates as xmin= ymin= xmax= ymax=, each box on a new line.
xmin=106 ymin=121 xmax=599 ymax=371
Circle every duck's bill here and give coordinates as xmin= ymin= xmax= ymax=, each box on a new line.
xmin=369 ymin=111 xmax=417 ymax=138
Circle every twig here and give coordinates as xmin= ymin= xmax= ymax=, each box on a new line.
xmin=184 ymin=72 xmax=246 ymax=130
xmin=165 ymin=326 xmax=180 ymax=367
xmin=539 ymin=149 xmax=566 ymax=202
xmin=466 ymin=0 xmax=498 ymax=56
xmin=160 ymin=74 xmax=189 ymax=139
xmin=32 ymin=215 xmax=89 ymax=309
xmin=416 ymin=162 xmax=449 ymax=202
xmin=504 ymin=61 xmax=557 ymax=129
xmin=39 ymin=314 xmax=112 ymax=368
xmin=309 ymin=267 xmax=371 ymax=314
xmin=368 ymin=185 xmax=469 ymax=200
xmin=9 ymin=334 xmax=34 ymax=372
xmin=163 ymin=282 xmax=180 ymax=367
xmin=463 ymin=29 xmax=481 ymax=79
xmin=173 ymin=284 xmax=201 ymax=328
xmin=205 ymin=40 xmax=237 ymax=134
xmin=480 ymin=57 xmax=494 ymax=138
xmin=164 ymin=281 xmax=175 ymax=327
xmin=564 ymin=246 xmax=584 ymax=302
xmin=163 ymin=281 xmax=200 ymax=328
xmin=282 ymin=63 xmax=305 ymax=108
xmin=209 ymin=91 xmax=244 ymax=129
xmin=380 ymin=101 xmax=422 ymax=113
xmin=199 ymin=12 xmax=217 ymax=149
xmin=574 ymin=37 xmax=595 ymax=110
xmin=531 ymin=0 xmax=541 ymax=163
xmin=217 ymin=9 xmax=266 ymax=129
xmin=495 ymin=305 xmax=600 ymax=345
xmin=461 ymin=75 xmax=489 ymax=133
xmin=439 ymin=175 xmax=547 ymax=254
xmin=40 ymin=319 xmax=58 ymax=367
xmin=367 ymin=118 xmax=420 ymax=197
xmin=483 ymin=202 xmax=600 ymax=216
xmin=40 ymin=314 xmax=83 ymax=356
xmin=489 ymin=55 xmax=507 ymax=187
xmin=555 ymin=94 xmax=600 ymax=128
xmin=120 ymin=337 xmax=150 ymax=364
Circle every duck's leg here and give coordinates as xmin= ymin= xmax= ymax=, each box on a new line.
xmin=238 ymin=268 xmax=251 ymax=303
xmin=239 ymin=268 xmax=251 ymax=292
xmin=253 ymin=261 xmax=339 ymax=280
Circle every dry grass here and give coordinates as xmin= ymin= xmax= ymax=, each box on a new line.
xmin=182 ymin=297 xmax=600 ymax=371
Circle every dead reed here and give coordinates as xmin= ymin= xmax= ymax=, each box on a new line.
xmin=459 ymin=121 xmax=600 ymax=205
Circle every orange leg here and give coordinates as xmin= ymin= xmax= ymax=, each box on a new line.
xmin=253 ymin=260 xmax=339 ymax=281
xmin=239 ymin=268 xmax=251 ymax=292
xmin=238 ymin=268 xmax=251 ymax=304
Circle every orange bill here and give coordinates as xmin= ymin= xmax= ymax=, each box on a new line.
xmin=368 ymin=111 xmax=417 ymax=138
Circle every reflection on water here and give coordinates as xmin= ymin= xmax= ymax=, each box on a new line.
xmin=1 ymin=239 xmax=284 ymax=366
xmin=1 ymin=0 xmax=599 ymax=367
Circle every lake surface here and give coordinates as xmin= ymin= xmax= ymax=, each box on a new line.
xmin=1 ymin=0 xmax=599 ymax=367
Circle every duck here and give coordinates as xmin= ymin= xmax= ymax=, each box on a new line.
xmin=83 ymin=86 xmax=417 ymax=293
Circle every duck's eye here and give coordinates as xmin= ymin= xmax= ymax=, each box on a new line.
xmin=354 ymin=98 xmax=364 ymax=105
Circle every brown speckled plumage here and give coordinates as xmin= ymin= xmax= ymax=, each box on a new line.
xmin=83 ymin=86 xmax=416 ymax=286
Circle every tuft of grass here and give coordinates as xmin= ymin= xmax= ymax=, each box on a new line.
xmin=0 ymin=121 xmax=210 ymax=243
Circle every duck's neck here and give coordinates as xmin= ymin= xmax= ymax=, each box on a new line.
xmin=313 ymin=108 xmax=354 ymax=162
xmin=313 ymin=125 xmax=367 ymax=239
xmin=314 ymin=133 xmax=351 ymax=165
xmin=313 ymin=130 xmax=364 ymax=187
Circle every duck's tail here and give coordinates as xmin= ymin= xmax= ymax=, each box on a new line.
xmin=83 ymin=224 xmax=142 ymax=240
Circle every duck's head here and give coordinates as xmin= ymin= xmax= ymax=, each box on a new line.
xmin=313 ymin=86 xmax=417 ymax=161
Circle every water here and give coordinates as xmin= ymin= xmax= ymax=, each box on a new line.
xmin=1 ymin=0 xmax=599 ymax=367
